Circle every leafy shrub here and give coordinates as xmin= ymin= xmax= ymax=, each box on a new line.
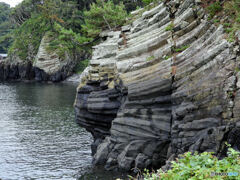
xmin=143 ymin=147 xmax=240 ymax=180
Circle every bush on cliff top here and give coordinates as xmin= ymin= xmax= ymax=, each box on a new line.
xmin=8 ymin=14 xmax=50 ymax=60
xmin=82 ymin=0 xmax=128 ymax=39
xmin=141 ymin=146 xmax=240 ymax=180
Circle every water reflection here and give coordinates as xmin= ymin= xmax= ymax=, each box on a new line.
xmin=0 ymin=82 xmax=92 ymax=180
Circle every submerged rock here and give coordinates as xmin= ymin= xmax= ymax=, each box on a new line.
xmin=75 ymin=0 xmax=240 ymax=172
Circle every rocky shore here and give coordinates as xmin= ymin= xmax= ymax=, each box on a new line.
xmin=0 ymin=35 xmax=77 ymax=82
xmin=74 ymin=0 xmax=240 ymax=172
xmin=0 ymin=60 xmax=76 ymax=82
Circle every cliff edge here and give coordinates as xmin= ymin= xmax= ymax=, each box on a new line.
xmin=75 ymin=0 xmax=240 ymax=171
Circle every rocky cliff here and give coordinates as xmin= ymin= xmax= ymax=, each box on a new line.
xmin=0 ymin=35 xmax=77 ymax=82
xmin=75 ymin=0 xmax=240 ymax=171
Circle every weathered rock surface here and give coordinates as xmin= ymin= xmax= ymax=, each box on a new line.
xmin=0 ymin=35 xmax=78 ymax=82
xmin=0 ymin=60 xmax=35 ymax=81
xmin=75 ymin=0 xmax=240 ymax=172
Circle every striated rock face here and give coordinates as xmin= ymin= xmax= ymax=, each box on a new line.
xmin=0 ymin=35 xmax=77 ymax=82
xmin=34 ymin=35 xmax=76 ymax=82
xmin=75 ymin=0 xmax=240 ymax=171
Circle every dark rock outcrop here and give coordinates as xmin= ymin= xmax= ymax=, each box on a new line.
xmin=0 ymin=60 xmax=75 ymax=82
xmin=75 ymin=0 xmax=240 ymax=172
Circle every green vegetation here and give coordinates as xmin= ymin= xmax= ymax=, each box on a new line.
xmin=203 ymin=0 xmax=240 ymax=42
xmin=235 ymin=66 xmax=240 ymax=73
xmin=137 ymin=145 xmax=240 ymax=180
xmin=6 ymin=0 xmax=131 ymax=61
xmin=0 ymin=2 xmax=15 ymax=53
xmin=173 ymin=45 xmax=190 ymax=53
xmin=74 ymin=59 xmax=89 ymax=74
xmin=8 ymin=0 xmax=88 ymax=60
xmin=164 ymin=55 xmax=171 ymax=60
xmin=146 ymin=55 xmax=155 ymax=61
xmin=207 ymin=2 xmax=222 ymax=19
xmin=165 ymin=23 xmax=174 ymax=32
xmin=223 ymin=0 xmax=240 ymax=42
xmin=213 ymin=19 xmax=220 ymax=23
xmin=114 ymin=0 xmax=143 ymax=12
xmin=82 ymin=0 xmax=128 ymax=39
xmin=142 ymin=0 xmax=158 ymax=6
xmin=8 ymin=14 xmax=50 ymax=60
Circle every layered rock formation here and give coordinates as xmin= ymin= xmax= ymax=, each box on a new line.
xmin=34 ymin=35 xmax=76 ymax=82
xmin=0 ymin=35 xmax=77 ymax=82
xmin=75 ymin=0 xmax=240 ymax=171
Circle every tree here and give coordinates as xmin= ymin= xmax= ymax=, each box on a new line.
xmin=0 ymin=2 xmax=15 ymax=53
xmin=82 ymin=0 xmax=128 ymax=38
xmin=38 ymin=0 xmax=64 ymax=29
xmin=113 ymin=0 xmax=143 ymax=12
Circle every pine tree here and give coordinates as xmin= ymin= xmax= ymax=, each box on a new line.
xmin=82 ymin=0 xmax=128 ymax=38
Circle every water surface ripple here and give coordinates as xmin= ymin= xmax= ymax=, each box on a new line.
xmin=0 ymin=83 xmax=92 ymax=180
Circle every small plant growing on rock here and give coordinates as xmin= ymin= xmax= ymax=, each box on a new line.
xmin=213 ymin=19 xmax=220 ymax=23
xmin=146 ymin=55 xmax=155 ymax=61
xmin=165 ymin=23 xmax=174 ymax=32
xmin=163 ymin=55 xmax=171 ymax=60
xmin=173 ymin=45 xmax=190 ymax=53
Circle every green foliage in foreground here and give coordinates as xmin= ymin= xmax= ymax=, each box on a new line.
xmin=143 ymin=147 xmax=240 ymax=180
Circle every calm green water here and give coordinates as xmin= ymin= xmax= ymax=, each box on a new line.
xmin=0 ymin=82 xmax=128 ymax=180
xmin=0 ymin=82 xmax=93 ymax=180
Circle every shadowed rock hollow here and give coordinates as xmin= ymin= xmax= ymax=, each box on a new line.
xmin=74 ymin=0 xmax=240 ymax=171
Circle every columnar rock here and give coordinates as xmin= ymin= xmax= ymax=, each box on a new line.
xmin=75 ymin=0 xmax=240 ymax=171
